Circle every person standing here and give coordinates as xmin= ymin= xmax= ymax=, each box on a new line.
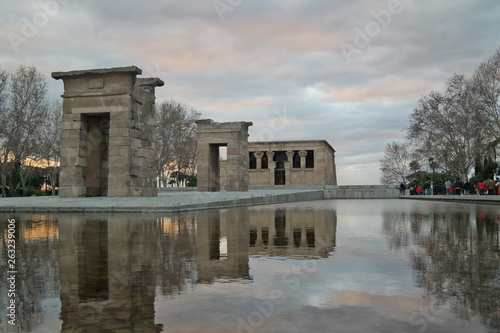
xmin=444 ymin=180 xmax=452 ymax=195
xmin=423 ymin=181 xmax=431 ymax=195
xmin=399 ymin=183 xmax=406 ymax=195
xmin=487 ymin=178 xmax=496 ymax=195
xmin=463 ymin=180 xmax=471 ymax=195
xmin=454 ymin=178 xmax=463 ymax=196
xmin=415 ymin=185 xmax=422 ymax=195
xmin=476 ymin=180 xmax=486 ymax=195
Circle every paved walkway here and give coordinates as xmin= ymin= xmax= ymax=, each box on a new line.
xmin=0 ymin=188 xmax=324 ymax=213
xmin=1 ymin=189 xmax=499 ymax=213
xmin=401 ymin=194 xmax=500 ymax=204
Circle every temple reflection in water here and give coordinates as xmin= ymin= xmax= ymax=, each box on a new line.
xmin=0 ymin=206 xmax=337 ymax=332
xmin=247 ymin=207 xmax=337 ymax=258
xmin=1 ymin=201 xmax=498 ymax=333
xmin=58 ymin=214 xmax=161 ymax=332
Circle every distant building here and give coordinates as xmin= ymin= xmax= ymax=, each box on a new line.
xmin=221 ymin=140 xmax=337 ymax=187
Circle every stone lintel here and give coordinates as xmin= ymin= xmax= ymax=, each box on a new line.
xmin=196 ymin=119 xmax=253 ymax=133
xmin=70 ymin=106 xmax=130 ymax=114
xmin=52 ymin=66 xmax=142 ymax=80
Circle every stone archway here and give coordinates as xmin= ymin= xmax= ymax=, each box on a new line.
xmin=196 ymin=119 xmax=252 ymax=191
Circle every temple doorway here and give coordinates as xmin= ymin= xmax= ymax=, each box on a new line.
xmin=275 ymin=161 xmax=285 ymax=185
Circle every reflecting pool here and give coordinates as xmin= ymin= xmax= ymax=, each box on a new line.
xmin=0 ymin=199 xmax=499 ymax=333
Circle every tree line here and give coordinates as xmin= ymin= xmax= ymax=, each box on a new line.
xmin=0 ymin=65 xmax=61 ymax=197
xmin=155 ymin=99 xmax=200 ymax=187
xmin=380 ymin=47 xmax=500 ymax=188
xmin=0 ymin=64 xmax=200 ymax=197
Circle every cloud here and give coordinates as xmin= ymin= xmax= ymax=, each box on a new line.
xmin=1 ymin=0 xmax=499 ymax=185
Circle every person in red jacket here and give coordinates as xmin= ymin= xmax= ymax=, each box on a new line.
xmin=476 ymin=180 xmax=486 ymax=195
xmin=415 ymin=185 xmax=422 ymax=195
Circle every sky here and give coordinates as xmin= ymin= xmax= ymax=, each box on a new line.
xmin=1 ymin=0 xmax=499 ymax=185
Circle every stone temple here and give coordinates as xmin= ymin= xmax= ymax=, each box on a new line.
xmin=53 ymin=66 xmax=337 ymax=197
xmin=52 ymin=66 xmax=163 ymax=197
xmin=220 ymin=140 xmax=337 ymax=187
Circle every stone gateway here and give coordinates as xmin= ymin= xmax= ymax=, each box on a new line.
xmin=196 ymin=119 xmax=253 ymax=192
xmin=53 ymin=66 xmax=163 ymax=197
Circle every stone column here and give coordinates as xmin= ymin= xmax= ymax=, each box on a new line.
xmin=255 ymin=151 xmax=263 ymax=169
xmin=268 ymin=151 xmax=275 ymax=186
xmin=285 ymin=151 xmax=294 ymax=186
xmin=226 ymin=207 xmax=250 ymax=278
xmin=59 ymin=113 xmax=88 ymax=197
xmin=299 ymin=150 xmax=308 ymax=169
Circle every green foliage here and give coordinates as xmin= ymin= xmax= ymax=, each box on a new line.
xmin=474 ymin=160 xmax=498 ymax=181
xmin=186 ymin=175 xmax=197 ymax=187
xmin=33 ymin=189 xmax=46 ymax=196
xmin=24 ymin=187 xmax=46 ymax=196
xmin=407 ymin=171 xmax=455 ymax=195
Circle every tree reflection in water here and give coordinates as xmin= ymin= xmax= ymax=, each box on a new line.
xmin=0 ymin=215 xmax=60 ymax=333
xmin=156 ymin=214 xmax=197 ymax=297
xmin=383 ymin=205 xmax=500 ymax=332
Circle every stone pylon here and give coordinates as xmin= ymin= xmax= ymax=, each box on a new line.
xmin=196 ymin=119 xmax=252 ymax=191
xmin=52 ymin=66 xmax=163 ymax=197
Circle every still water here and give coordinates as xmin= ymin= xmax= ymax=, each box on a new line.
xmin=0 ymin=199 xmax=499 ymax=333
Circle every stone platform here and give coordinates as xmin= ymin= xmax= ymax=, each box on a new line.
xmin=400 ymin=194 xmax=500 ymax=204
xmin=5 ymin=186 xmax=497 ymax=214
xmin=0 ymin=185 xmax=401 ymax=213
xmin=0 ymin=188 xmax=321 ymax=213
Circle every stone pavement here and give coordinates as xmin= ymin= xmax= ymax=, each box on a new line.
xmin=2 ymin=186 xmax=497 ymax=214
xmin=0 ymin=188 xmax=324 ymax=213
xmin=401 ymin=194 xmax=500 ymax=204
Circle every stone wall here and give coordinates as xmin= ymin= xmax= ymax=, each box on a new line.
xmin=220 ymin=140 xmax=337 ymax=187
xmin=324 ymin=185 xmax=400 ymax=199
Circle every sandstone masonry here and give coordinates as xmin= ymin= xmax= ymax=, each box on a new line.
xmin=196 ymin=119 xmax=252 ymax=191
xmin=52 ymin=66 xmax=163 ymax=197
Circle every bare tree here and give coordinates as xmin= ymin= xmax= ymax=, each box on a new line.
xmin=407 ymin=74 xmax=488 ymax=181
xmin=0 ymin=67 xmax=10 ymax=196
xmin=156 ymin=100 xmax=200 ymax=187
xmin=379 ymin=141 xmax=412 ymax=184
xmin=472 ymin=47 xmax=500 ymax=143
xmin=35 ymin=100 xmax=62 ymax=195
xmin=0 ymin=67 xmax=8 ymax=115
xmin=0 ymin=65 xmax=48 ymax=196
